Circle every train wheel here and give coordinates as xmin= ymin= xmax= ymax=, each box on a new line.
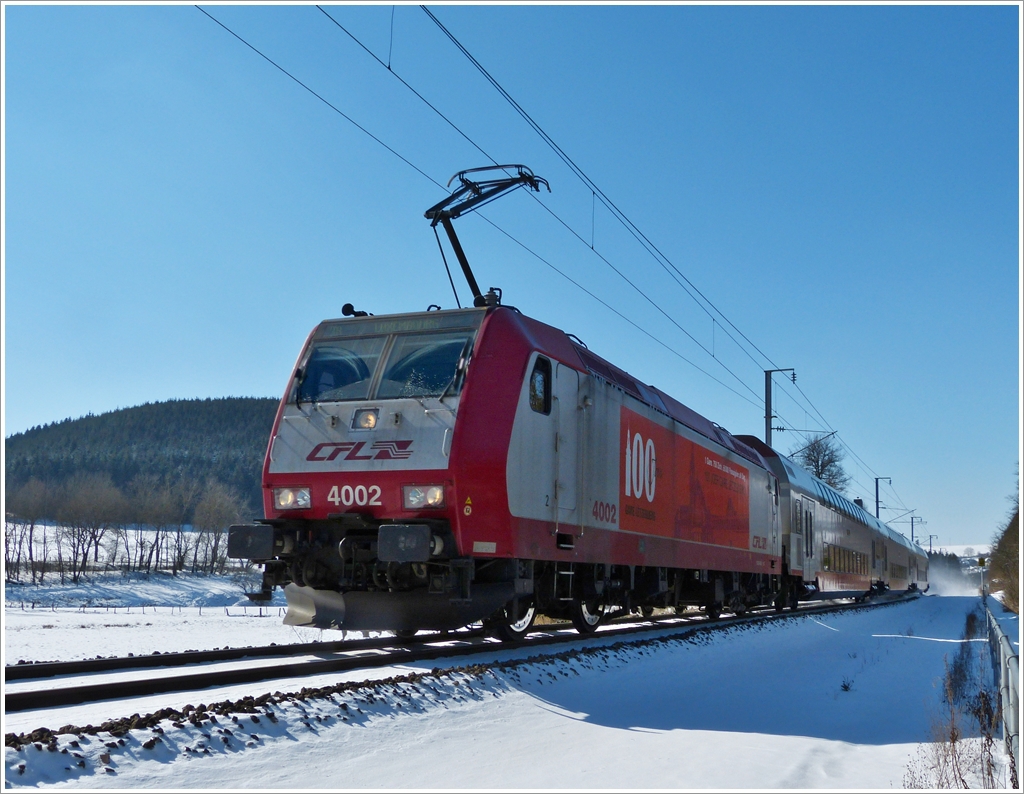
xmin=394 ymin=629 xmax=417 ymax=640
xmin=640 ymin=606 xmax=655 ymax=618
xmin=492 ymin=599 xmax=537 ymax=642
xmin=705 ymin=603 xmax=722 ymax=621
xmin=570 ymin=597 xmax=605 ymax=634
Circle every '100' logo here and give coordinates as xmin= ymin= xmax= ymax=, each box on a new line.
xmin=624 ymin=430 xmax=657 ymax=502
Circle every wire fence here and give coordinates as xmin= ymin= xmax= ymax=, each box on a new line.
xmin=8 ymin=602 xmax=288 ymax=618
xmin=985 ymin=596 xmax=1019 ymax=783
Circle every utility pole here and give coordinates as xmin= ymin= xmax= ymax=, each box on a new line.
xmin=927 ymin=534 xmax=938 ymax=554
xmin=875 ymin=477 xmax=891 ymax=519
xmin=910 ymin=515 xmax=924 ymax=544
xmin=764 ymin=369 xmax=795 ymax=447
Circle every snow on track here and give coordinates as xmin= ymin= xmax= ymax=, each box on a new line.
xmin=5 ymin=594 xmax=1013 ymax=788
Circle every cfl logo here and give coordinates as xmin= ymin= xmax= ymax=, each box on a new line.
xmin=624 ymin=430 xmax=657 ymax=502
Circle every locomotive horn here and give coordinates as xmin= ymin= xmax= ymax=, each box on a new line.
xmin=342 ymin=303 xmax=370 ymax=317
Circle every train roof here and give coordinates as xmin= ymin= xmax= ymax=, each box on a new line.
xmin=314 ymin=307 xmax=486 ymax=339
xmin=488 ymin=308 xmax=770 ymax=472
xmin=312 ymin=305 xmax=771 ymax=473
xmin=569 ymin=342 xmax=769 ymax=470
xmin=735 ymin=435 xmax=921 ymax=555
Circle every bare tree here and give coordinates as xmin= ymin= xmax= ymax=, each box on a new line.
xmin=789 ymin=433 xmax=851 ymax=493
xmin=122 ymin=475 xmax=157 ymax=572
xmin=5 ymin=515 xmax=28 ymax=582
xmin=130 ymin=475 xmax=180 ymax=573
xmin=192 ymin=480 xmax=244 ymax=574
xmin=6 ymin=479 xmax=54 ymax=583
xmin=54 ymin=474 xmax=125 ymax=583
xmin=55 ymin=480 xmax=90 ymax=585
xmin=169 ymin=478 xmax=203 ymax=574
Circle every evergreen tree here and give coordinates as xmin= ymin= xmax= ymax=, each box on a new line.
xmin=4 ymin=397 xmax=277 ymax=519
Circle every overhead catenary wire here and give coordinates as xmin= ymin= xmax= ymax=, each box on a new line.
xmin=194 ymin=5 xmax=438 ymax=190
xmin=415 ymin=6 xmax=922 ymax=516
xmin=477 ymin=214 xmax=764 ymax=408
xmin=200 ymin=5 xmax=913 ymax=526
xmin=318 ymin=4 xmax=764 ymax=406
xmin=416 ymin=7 xmax=875 ymax=428
xmin=420 ymin=5 xmax=783 ymax=377
xmin=196 ymin=5 xmax=760 ymax=411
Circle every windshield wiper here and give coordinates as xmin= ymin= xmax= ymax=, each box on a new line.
xmin=439 ymin=338 xmax=474 ymax=404
xmin=293 ymin=367 xmax=306 ymax=409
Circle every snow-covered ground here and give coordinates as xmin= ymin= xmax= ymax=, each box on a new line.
xmin=3 ymin=574 xmax=1019 ymax=789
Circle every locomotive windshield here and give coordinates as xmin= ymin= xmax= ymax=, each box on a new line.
xmin=293 ymin=310 xmax=484 ymax=404
xmin=297 ymin=336 xmax=388 ymax=403
xmin=377 ymin=332 xmax=473 ymax=399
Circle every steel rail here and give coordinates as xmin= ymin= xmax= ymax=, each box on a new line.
xmin=4 ymin=595 xmax=916 ymax=714
xmin=4 ymin=628 xmax=483 ymax=682
xmin=2 ymin=605 xmax=759 ymax=682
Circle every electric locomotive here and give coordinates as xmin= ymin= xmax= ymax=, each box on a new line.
xmin=227 ymin=166 xmax=926 ymax=638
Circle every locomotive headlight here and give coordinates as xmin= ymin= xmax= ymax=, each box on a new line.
xmin=274 ymin=487 xmax=311 ymax=510
xmin=352 ymin=408 xmax=379 ymax=430
xmin=403 ymin=485 xmax=446 ymax=509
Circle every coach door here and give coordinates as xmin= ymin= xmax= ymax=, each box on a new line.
xmin=553 ymin=364 xmax=580 ymax=527
xmin=771 ymin=478 xmax=780 ymax=557
xmin=790 ymin=499 xmax=804 ymax=573
xmin=804 ymin=501 xmax=815 ymax=574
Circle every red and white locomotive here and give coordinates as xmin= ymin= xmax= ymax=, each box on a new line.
xmin=228 ymin=167 xmax=927 ymax=638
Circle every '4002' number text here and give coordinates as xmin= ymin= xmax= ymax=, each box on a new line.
xmin=328 ymin=484 xmax=382 ymax=507
xmin=592 ymin=500 xmax=617 ymax=524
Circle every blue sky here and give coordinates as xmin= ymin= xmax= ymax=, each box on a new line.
xmin=3 ymin=4 xmax=1020 ymax=548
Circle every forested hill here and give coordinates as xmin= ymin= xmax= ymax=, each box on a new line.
xmin=5 ymin=398 xmax=278 ymax=512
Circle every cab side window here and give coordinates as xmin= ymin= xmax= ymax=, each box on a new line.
xmin=529 ymin=357 xmax=552 ymax=414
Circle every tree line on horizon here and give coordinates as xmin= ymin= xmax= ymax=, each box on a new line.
xmin=3 ymin=397 xmax=278 ymax=585
xmin=5 ymin=396 xmax=277 ymax=515
xmin=4 ymin=473 xmax=252 ymax=584
xmin=988 ymin=486 xmax=1019 ymax=613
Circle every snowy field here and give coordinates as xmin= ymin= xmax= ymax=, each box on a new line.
xmin=3 ymin=575 xmax=1019 ymax=789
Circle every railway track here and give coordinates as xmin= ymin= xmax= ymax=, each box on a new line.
xmin=4 ymin=593 xmax=918 ymax=714
xmin=4 ymin=627 xmax=485 ymax=681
